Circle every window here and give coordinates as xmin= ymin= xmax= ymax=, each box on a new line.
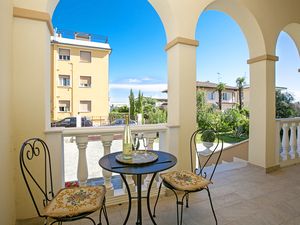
xmin=80 ymin=51 xmax=91 ymax=62
xmin=79 ymin=101 xmax=91 ymax=112
xmin=58 ymin=75 xmax=70 ymax=87
xmin=222 ymin=93 xmax=229 ymax=101
xmin=79 ymin=76 xmax=91 ymax=87
xmin=58 ymin=100 xmax=70 ymax=112
xmin=207 ymin=92 xmax=214 ymax=100
xmin=59 ymin=48 xmax=70 ymax=60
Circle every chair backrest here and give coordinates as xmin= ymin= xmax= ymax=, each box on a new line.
xmin=189 ymin=129 xmax=224 ymax=181
xmin=19 ymin=138 xmax=54 ymax=217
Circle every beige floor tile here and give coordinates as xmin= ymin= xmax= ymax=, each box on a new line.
xmin=18 ymin=163 xmax=300 ymax=225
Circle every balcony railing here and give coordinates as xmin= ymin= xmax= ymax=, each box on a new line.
xmin=45 ymin=124 xmax=168 ymax=205
xmin=55 ymin=28 xmax=109 ymax=43
xmin=276 ymin=117 xmax=300 ymax=167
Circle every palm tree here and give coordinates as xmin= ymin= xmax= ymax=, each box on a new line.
xmin=216 ymin=82 xmax=226 ymax=110
xmin=236 ymin=77 xmax=246 ymax=110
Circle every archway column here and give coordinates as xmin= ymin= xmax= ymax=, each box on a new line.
xmin=13 ymin=6 xmax=53 ymax=219
xmin=248 ymin=54 xmax=279 ymax=171
xmin=166 ymin=37 xmax=198 ymax=171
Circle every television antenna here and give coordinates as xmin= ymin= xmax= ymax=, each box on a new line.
xmin=217 ymin=72 xmax=222 ymax=83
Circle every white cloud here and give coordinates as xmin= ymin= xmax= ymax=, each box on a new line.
xmin=128 ymin=78 xmax=141 ymax=83
xmin=110 ymin=83 xmax=167 ymax=92
xmin=142 ymin=77 xmax=153 ymax=81
xmin=127 ymin=77 xmax=154 ymax=83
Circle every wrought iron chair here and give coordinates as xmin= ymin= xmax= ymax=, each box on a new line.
xmin=153 ymin=129 xmax=224 ymax=225
xmin=19 ymin=138 xmax=109 ymax=225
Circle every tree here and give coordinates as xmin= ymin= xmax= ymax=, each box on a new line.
xmin=129 ymin=89 xmax=135 ymax=120
xmin=216 ymin=82 xmax=226 ymax=110
xmin=236 ymin=77 xmax=246 ymax=110
xmin=135 ymin=90 xmax=143 ymax=114
xmin=276 ymin=90 xmax=298 ymax=118
xmin=196 ymin=90 xmax=206 ymax=112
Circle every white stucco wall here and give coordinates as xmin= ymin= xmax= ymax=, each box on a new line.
xmin=8 ymin=0 xmax=300 ymax=221
xmin=0 ymin=0 xmax=15 ymax=224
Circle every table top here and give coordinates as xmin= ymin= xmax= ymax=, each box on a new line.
xmin=99 ymin=150 xmax=177 ymax=175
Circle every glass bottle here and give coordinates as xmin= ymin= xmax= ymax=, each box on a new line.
xmin=122 ymin=115 xmax=133 ymax=159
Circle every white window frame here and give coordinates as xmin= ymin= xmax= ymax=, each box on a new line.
xmin=58 ymin=75 xmax=71 ymax=87
xmin=80 ymin=51 xmax=91 ymax=63
xmin=79 ymin=76 xmax=92 ymax=88
xmin=58 ymin=48 xmax=70 ymax=61
xmin=207 ymin=92 xmax=214 ymax=100
xmin=58 ymin=100 xmax=70 ymax=112
xmin=222 ymin=93 xmax=229 ymax=101
xmin=79 ymin=100 xmax=92 ymax=113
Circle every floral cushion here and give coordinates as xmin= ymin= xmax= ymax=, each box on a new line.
xmin=160 ymin=170 xmax=211 ymax=191
xmin=43 ymin=185 xmax=106 ymax=218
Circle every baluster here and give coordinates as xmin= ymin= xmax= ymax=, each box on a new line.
xmin=101 ymin=135 xmax=114 ymax=196
xmin=276 ymin=121 xmax=281 ymax=163
xmin=144 ymin=134 xmax=157 ymax=189
xmin=124 ymin=175 xmax=135 ymax=193
xmin=289 ymin=123 xmax=297 ymax=159
xmin=76 ymin=135 xmax=89 ymax=186
xmin=297 ymin=123 xmax=300 ymax=158
xmin=281 ymin=123 xmax=290 ymax=161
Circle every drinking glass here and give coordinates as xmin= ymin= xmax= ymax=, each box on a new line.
xmin=132 ymin=133 xmax=139 ymax=156
xmin=142 ymin=133 xmax=149 ymax=156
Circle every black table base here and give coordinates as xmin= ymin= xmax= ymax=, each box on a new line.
xmin=120 ymin=173 xmax=157 ymax=225
xmin=99 ymin=151 xmax=177 ymax=225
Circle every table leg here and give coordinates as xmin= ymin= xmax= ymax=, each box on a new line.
xmin=136 ymin=174 xmax=142 ymax=225
xmin=120 ymin=174 xmax=132 ymax=225
xmin=147 ymin=173 xmax=157 ymax=225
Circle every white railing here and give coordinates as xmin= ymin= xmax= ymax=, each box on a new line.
xmin=45 ymin=124 xmax=168 ymax=205
xmin=276 ymin=118 xmax=300 ymax=167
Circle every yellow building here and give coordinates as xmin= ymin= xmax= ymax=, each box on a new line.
xmin=51 ymin=30 xmax=111 ymax=125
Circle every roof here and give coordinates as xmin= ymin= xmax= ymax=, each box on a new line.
xmin=196 ymin=81 xmax=238 ymax=90
xmin=51 ymin=36 xmax=111 ymax=50
xmin=162 ymin=81 xmax=238 ymax=93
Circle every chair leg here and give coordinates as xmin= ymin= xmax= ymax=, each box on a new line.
xmin=206 ymin=188 xmax=218 ymax=225
xmin=153 ymin=181 xmax=163 ymax=217
xmin=185 ymin=193 xmax=189 ymax=208
xmin=99 ymin=197 xmax=109 ymax=225
xmin=103 ymin=205 xmax=109 ymax=225
xmin=84 ymin=217 xmax=96 ymax=225
xmin=99 ymin=205 xmax=109 ymax=225
xmin=173 ymin=190 xmax=188 ymax=225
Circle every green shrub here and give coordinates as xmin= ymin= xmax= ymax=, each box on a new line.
xmin=201 ymin=130 xmax=216 ymax=142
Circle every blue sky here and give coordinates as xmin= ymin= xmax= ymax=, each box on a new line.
xmin=52 ymin=0 xmax=300 ymax=103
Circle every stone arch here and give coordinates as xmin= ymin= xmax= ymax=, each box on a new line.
xmin=47 ymin=0 xmax=59 ymax=16
xmin=148 ymin=0 xmax=215 ymax=42
xmin=282 ymin=23 xmax=300 ymax=57
xmin=204 ymin=0 xmax=266 ymax=58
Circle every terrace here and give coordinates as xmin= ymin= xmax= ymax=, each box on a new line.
xmin=1 ymin=0 xmax=300 ymax=224
xmin=20 ymin=162 xmax=300 ymax=225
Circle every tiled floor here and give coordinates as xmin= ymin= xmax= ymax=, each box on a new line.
xmin=19 ymin=163 xmax=300 ymax=225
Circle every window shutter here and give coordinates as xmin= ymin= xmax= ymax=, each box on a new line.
xmin=80 ymin=51 xmax=91 ymax=62
xmin=59 ymin=49 xmax=70 ymax=56
xmin=80 ymin=101 xmax=91 ymax=112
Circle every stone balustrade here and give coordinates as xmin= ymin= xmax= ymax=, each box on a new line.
xmin=45 ymin=124 xmax=168 ymax=205
xmin=276 ymin=118 xmax=300 ymax=167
